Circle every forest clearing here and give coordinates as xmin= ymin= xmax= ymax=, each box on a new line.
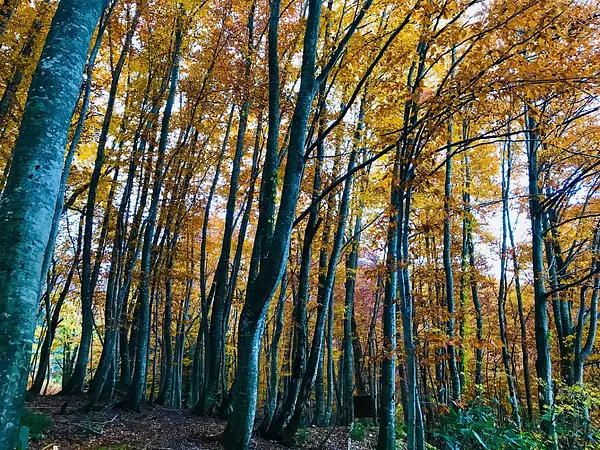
xmin=0 ymin=0 xmax=600 ymax=449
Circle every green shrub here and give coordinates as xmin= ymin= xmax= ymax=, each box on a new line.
xmin=351 ymin=421 xmax=366 ymax=441
xmin=20 ymin=410 xmax=53 ymax=441
xmin=296 ymin=428 xmax=308 ymax=443
xmin=358 ymin=417 xmax=374 ymax=428
xmin=433 ymin=403 xmax=546 ymax=450
xmin=395 ymin=423 xmax=407 ymax=440
xmin=549 ymin=383 xmax=600 ymax=449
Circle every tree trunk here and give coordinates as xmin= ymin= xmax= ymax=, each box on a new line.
xmin=191 ymin=104 xmax=233 ymax=410
xmin=461 ymin=150 xmax=484 ymax=388
xmin=507 ymin=203 xmax=534 ymax=422
xmin=258 ymin=269 xmax=288 ymax=435
xmin=0 ymin=1 xmax=48 ymax=133
xmin=222 ymin=0 xmax=323 ymax=445
xmin=326 ymin=286 xmax=335 ymax=424
xmin=525 ymin=108 xmax=557 ymax=448
xmin=0 ymin=0 xmax=105 ymax=446
xmin=283 ymin=146 xmax=356 ymax=442
xmin=156 ymin=244 xmax=175 ymax=406
xmin=120 ymin=19 xmax=182 ymax=412
xmin=342 ymin=104 xmax=366 ymax=425
xmin=29 ymin=238 xmax=80 ymax=396
xmin=443 ymin=119 xmax=461 ymax=408
xmin=377 ymin=146 xmax=401 ymax=450
xmin=499 ymin=139 xmax=521 ymax=428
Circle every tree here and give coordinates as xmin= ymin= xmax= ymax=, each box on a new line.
xmin=0 ymin=0 xmax=106 ymax=447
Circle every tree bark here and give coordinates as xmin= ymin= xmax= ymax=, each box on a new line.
xmin=377 ymin=145 xmax=401 ymax=450
xmin=0 ymin=0 xmax=105 ymax=446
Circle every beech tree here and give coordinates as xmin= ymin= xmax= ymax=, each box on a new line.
xmin=0 ymin=0 xmax=106 ymax=447
xmin=0 ymin=1 xmax=600 ymax=450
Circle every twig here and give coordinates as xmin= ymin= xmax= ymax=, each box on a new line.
xmin=75 ymin=423 xmax=103 ymax=436
xmin=41 ymin=444 xmax=59 ymax=450
xmin=316 ymin=422 xmax=340 ymax=449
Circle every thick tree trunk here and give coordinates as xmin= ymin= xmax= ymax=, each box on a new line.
xmin=223 ymin=0 xmax=371 ymax=444
xmin=222 ymin=0 xmax=322 ymax=445
xmin=39 ymin=5 xmax=110 ymax=294
xmin=283 ymin=147 xmax=356 ymax=442
xmin=0 ymin=0 xmax=105 ymax=447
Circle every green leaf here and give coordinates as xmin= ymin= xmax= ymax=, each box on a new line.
xmin=472 ymin=430 xmax=489 ymax=449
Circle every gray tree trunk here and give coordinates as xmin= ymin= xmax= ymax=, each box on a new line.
xmin=377 ymin=147 xmax=400 ymax=450
xmin=0 ymin=0 xmax=105 ymax=447
xmin=222 ymin=0 xmax=323 ymax=445
xmin=499 ymin=139 xmax=521 ymax=428
xmin=525 ymin=108 xmax=557 ymax=448
xmin=443 ymin=120 xmax=461 ymax=407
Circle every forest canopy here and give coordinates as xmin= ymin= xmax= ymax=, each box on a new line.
xmin=0 ymin=0 xmax=599 ymax=449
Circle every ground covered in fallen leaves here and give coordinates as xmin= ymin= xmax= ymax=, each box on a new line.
xmin=26 ymin=395 xmax=359 ymax=450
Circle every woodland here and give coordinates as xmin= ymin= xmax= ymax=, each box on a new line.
xmin=0 ymin=0 xmax=599 ymax=449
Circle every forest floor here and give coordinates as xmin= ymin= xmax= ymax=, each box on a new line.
xmin=26 ymin=395 xmax=361 ymax=450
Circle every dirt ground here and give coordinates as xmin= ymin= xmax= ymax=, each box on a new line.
xmin=27 ymin=395 xmax=357 ymax=450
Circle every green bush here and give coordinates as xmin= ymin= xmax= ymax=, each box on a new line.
xmin=296 ymin=428 xmax=308 ymax=443
xmin=395 ymin=423 xmax=407 ymax=440
xmin=357 ymin=417 xmax=374 ymax=428
xmin=20 ymin=410 xmax=53 ymax=441
xmin=351 ymin=421 xmax=366 ymax=441
xmin=433 ymin=402 xmax=546 ymax=450
xmin=549 ymin=383 xmax=600 ymax=449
